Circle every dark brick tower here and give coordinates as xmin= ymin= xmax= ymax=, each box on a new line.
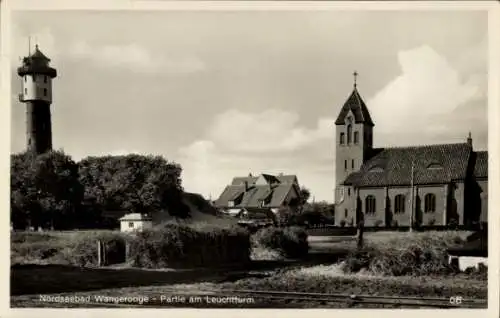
xmin=17 ymin=45 xmax=57 ymax=154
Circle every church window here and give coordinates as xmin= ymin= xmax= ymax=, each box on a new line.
xmin=365 ymin=195 xmax=376 ymax=214
xmin=344 ymin=209 xmax=348 ymax=218
xmin=424 ymin=193 xmax=436 ymax=213
xmin=340 ymin=133 xmax=345 ymax=144
xmin=347 ymin=188 xmax=351 ymax=196
xmin=394 ymin=194 xmax=405 ymax=213
xmin=347 ymin=125 xmax=352 ymax=143
xmin=352 ymin=159 xmax=354 ymax=169
xmin=354 ymin=131 xmax=359 ymax=144
xmin=344 ymin=160 xmax=347 ymax=170
xmin=24 ymin=76 xmax=27 ymax=82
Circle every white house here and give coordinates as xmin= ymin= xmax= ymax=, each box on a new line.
xmin=119 ymin=213 xmax=153 ymax=233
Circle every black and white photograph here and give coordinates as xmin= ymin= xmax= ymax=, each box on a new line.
xmin=3 ymin=0 xmax=498 ymax=313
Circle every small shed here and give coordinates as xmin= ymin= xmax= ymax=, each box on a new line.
xmin=119 ymin=213 xmax=153 ymax=232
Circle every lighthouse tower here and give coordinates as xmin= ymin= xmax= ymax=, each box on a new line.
xmin=17 ymin=44 xmax=57 ymax=154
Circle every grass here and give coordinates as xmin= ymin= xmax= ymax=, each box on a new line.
xmin=11 ymin=263 xmax=487 ymax=308
xmin=339 ymin=231 xmax=476 ymax=276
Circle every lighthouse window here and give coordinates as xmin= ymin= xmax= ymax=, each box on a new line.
xmin=43 ymin=88 xmax=47 ymax=96
xmin=44 ymin=76 xmax=48 ymax=83
xmin=24 ymin=76 xmax=27 ymax=82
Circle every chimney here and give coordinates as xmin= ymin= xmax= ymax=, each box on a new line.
xmin=467 ymin=132 xmax=473 ymax=147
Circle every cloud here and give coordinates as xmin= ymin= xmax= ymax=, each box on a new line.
xmin=367 ymin=45 xmax=486 ymax=146
xmin=178 ymin=109 xmax=334 ymax=200
xmin=206 ymin=109 xmax=332 ymax=154
xmin=68 ymin=41 xmax=206 ymax=74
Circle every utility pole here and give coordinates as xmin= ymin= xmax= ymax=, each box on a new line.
xmin=410 ymin=159 xmax=415 ymax=232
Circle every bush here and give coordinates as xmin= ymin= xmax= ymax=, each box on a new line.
xmin=341 ymin=232 xmax=468 ymax=276
xmin=252 ymin=226 xmax=309 ymax=259
xmin=60 ymin=231 xmax=128 ymax=267
xmin=127 ymin=222 xmax=251 ymax=268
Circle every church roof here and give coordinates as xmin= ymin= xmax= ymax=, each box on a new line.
xmin=342 ymin=143 xmax=473 ymax=187
xmin=473 ymin=151 xmax=488 ymax=179
xmin=334 ymin=87 xmax=374 ymax=126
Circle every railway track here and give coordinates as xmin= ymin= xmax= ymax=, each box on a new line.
xmin=60 ymin=287 xmax=487 ymax=309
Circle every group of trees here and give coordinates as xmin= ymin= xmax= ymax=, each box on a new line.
xmin=10 ymin=150 xmax=186 ymax=231
xmin=276 ymin=187 xmax=335 ymax=227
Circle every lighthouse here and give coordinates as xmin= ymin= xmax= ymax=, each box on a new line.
xmin=17 ymin=44 xmax=57 ymax=154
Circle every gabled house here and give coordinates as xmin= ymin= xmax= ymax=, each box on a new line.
xmin=215 ymin=173 xmax=302 ymax=216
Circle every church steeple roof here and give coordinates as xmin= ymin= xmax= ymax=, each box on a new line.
xmin=334 ymin=72 xmax=374 ymax=126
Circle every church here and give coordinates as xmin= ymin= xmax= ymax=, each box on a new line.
xmin=334 ymin=74 xmax=488 ymax=228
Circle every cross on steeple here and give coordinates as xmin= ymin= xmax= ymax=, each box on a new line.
xmin=353 ymin=71 xmax=358 ymax=88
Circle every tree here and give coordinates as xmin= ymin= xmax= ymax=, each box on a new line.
xmin=299 ymin=187 xmax=311 ymax=205
xmin=10 ymin=150 xmax=83 ymax=230
xmin=78 ymin=154 xmax=187 ymax=224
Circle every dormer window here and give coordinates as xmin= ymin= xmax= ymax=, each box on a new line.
xmin=368 ymin=166 xmax=384 ymax=173
xmin=427 ymin=163 xmax=443 ymax=170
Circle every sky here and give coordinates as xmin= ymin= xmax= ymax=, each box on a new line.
xmin=9 ymin=10 xmax=488 ymax=202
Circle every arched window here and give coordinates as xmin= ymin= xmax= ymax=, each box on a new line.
xmin=347 ymin=125 xmax=352 ymax=144
xmin=424 ymin=193 xmax=436 ymax=213
xmin=354 ymin=131 xmax=359 ymax=144
xmin=340 ymin=133 xmax=345 ymax=144
xmin=394 ymin=194 xmax=405 ymax=214
xmin=365 ymin=195 xmax=376 ymax=214
xmin=344 ymin=160 xmax=347 ymax=170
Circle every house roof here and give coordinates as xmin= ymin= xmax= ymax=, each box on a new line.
xmin=473 ymin=151 xmax=488 ymax=178
xmin=343 ymin=143 xmax=472 ymax=187
xmin=119 ymin=213 xmax=152 ymax=221
xmin=215 ymin=173 xmax=298 ymax=208
xmin=334 ymin=87 xmax=374 ymax=126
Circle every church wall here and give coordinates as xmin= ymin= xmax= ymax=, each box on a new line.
xmin=387 ymin=187 xmax=412 ymax=227
xmin=477 ymin=179 xmax=488 ymax=224
xmin=453 ymin=181 xmax=465 ymax=225
xmin=358 ymin=187 xmax=386 ymax=226
xmin=416 ymin=185 xmax=446 ymax=226
xmin=334 ymin=186 xmax=356 ymax=226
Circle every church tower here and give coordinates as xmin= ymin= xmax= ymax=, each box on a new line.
xmin=334 ymin=72 xmax=374 ymax=206
xmin=17 ymin=44 xmax=57 ymax=154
